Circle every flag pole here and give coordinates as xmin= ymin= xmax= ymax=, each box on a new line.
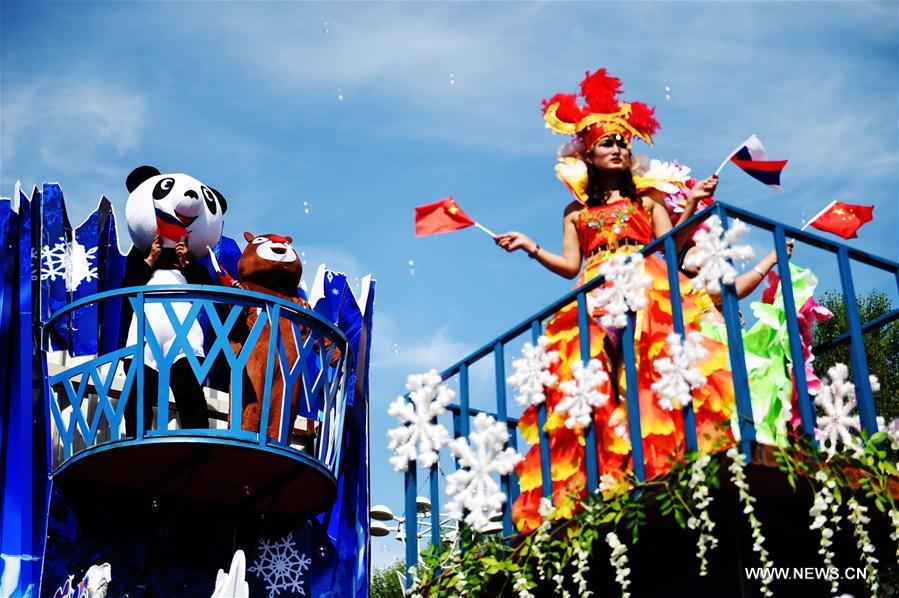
xmin=473 ymin=222 xmax=496 ymax=238
xmin=800 ymin=200 xmax=837 ymax=231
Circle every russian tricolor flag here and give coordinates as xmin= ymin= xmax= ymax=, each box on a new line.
xmin=716 ymin=134 xmax=788 ymax=191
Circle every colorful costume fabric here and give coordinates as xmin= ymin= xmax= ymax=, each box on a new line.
xmin=511 ymin=199 xmax=735 ymax=532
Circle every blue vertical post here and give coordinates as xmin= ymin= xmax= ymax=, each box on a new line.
xmin=459 ymin=364 xmax=470 ymax=438
xmin=494 ymin=342 xmax=514 ymax=536
xmin=836 ymin=247 xmax=877 ymax=434
xmin=662 ymin=236 xmax=698 ymax=453
xmin=576 ymin=291 xmax=600 ymax=493
xmin=135 ymin=292 xmax=145 ymax=438
xmin=773 ymin=227 xmax=815 ymax=438
xmin=621 ymin=311 xmax=646 ymax=482
xmin=716 ymin=205 xmax=755 ymax=458
xmin=404 ymin=465 xmax=417 ymax=588
xmin=429 ymin=463 xmax=440 ymax=549
xmin=531 ymin=320 xmax=553 ymax=500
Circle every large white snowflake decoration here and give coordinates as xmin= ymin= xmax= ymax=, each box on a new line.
xmin=651 ymin=332 xmax=709 ymax=411
xmin=445 ymin=413 xmax=522 ymax=532
xmin=588 ymin=252 xmax=652 ymax=328
xmin=557 ymin=358 xmax=610 ymax=430
xmin=41 ymin=236 xmax=99 ymax=292
xmin=683 ymin=215 xmax=754 ymax=293
xmin=507 ymin=336 xmax=559 ymax=407
xmin=387 ymin=370 xmax=453 ymax=472
xmin=248 ymin=533 xmax=312 ymax=597
xmin=815 ymin=363 xmax=880 ymax=458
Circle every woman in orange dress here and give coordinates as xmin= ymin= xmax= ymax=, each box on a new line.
xmin=495 ymin=69 xmax=735 ymax=532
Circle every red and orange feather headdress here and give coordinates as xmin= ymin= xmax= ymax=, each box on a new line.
xmin=542 ymin=69 xmax=659 ymax=150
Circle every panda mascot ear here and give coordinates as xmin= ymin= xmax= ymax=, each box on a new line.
xmin=211 ymin=187 xmax=228 ymax=214
xmin=126 ymin=165 xmax=161 ymax=192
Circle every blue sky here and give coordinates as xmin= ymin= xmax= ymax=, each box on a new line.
xmin=2 ymin=1 xmax=897 ymax=569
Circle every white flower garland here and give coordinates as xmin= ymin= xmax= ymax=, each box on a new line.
xmin=651 ymin=332 xmax=709 ymax=411
xmin=387 ymin=370 xmax=453 ymax=471
xmin=847 ymin=497 xmax=879 ymax=596
xmin=557 ymin=358 xmax=610 ymax=430
xmin=686 ymin=454 xmax=718 ymax=576
xmin=727 ymin=447 xmax=773 ymax=597
xmin=683 ymin=215 xmax=754 ymax=294
xmin=605 ymin=531 xmax=632 ymax=598
xmin=589 ymin=252 xmax=653 ymax=329
xmin=507 ymin=336 xmax=559 ymax=408
xmin=809 ymin=471 xmax=841 ymax=595
xmin=445 ymin=413 xmax=522 ymax=533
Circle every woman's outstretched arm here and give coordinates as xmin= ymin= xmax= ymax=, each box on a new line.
xmin=495 ymin=201 xmax=582 ymax=279
xmin=684 ymin=240 xmax=794 ymax=301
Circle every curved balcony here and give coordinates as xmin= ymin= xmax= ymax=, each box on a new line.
xmin=44 ymin=284 xmax=352 ymax=519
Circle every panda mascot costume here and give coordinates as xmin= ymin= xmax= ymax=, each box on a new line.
xmin=120 ymin=165 xmax=227 ymax=434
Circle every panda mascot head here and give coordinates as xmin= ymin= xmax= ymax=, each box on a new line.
xmin=125 ymin=165 xmax=228 ymax=257
xmin=238 ymin=232 xmax=302 ymax=296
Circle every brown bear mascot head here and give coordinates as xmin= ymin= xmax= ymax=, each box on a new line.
xmin=237 ymin=231 xmax=303 ymax=299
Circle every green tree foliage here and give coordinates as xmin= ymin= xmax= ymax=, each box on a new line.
xmin=812 ymin=290 xmax=899 ymax=422
xmin=371 ymin=559 xmax=406 ymax=598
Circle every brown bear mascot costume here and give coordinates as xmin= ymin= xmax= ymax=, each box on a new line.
xmin=230 ymin=232 xmax=309 ymax=442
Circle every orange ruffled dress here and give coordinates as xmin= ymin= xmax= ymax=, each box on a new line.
xmin=512 ymin=199 xmax=735 ymax=533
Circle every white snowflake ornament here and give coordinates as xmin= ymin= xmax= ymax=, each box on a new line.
xmin=683 ymin=215 xmax=754 ymax=293
xmin=815 ymin=363 xmax=880 ymax=458
xmin=41 ymin=235 xmax=99 ymax=292
xmin=387 ymin=370 xmax=454 ymax=472
xmin=557 ymin=358 xmax=610 ymax=430
xmin=651 ymin=332 xmax=709 ymax=411
xmin=589 ymin=252 xmax=653 ymax=328
xmin=249 ymin=533 xmax=312 ymax=597
xmin=445 ymin=413 xmax=522 ymax=532
xmin=507 ymin=336 xmax=559 ymax=407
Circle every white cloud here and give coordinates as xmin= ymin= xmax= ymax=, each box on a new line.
xmin=372 ymin=314 xmax=473 ymax=374
xmin=2 ymin=76 xmax=145 ymax=160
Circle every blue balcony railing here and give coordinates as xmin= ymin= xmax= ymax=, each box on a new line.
xmin=401 ymin=201 xmax=898 ymax=576
xmin=45 ymin=285 xmax=352 ymax=515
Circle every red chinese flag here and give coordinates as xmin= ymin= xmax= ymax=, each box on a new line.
xmin=809 ymin=202 xmax=874 ymax=239
xmin=414 ymin=196 xmax=476 ymax=237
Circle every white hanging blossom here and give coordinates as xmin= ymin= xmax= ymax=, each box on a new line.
xmin=814 ymin=363 xmax=880 ymax=458
xmin=809 ymin=471 xmax=841 ymax=595
xmin=507 ymin=336 xmax=559 ymax=407
xmin=727 ymin=446 xmax=773 ymax=597
xmin=606 ymin=531 xmax=632 ymax=598
xmin=683 ymin=215 xmax=754 ymax=293
xmin=651 ymin=332 xmax=709 ymax=411
xmin=512 ymin=570 xmax=535 ymax=598
xmin=557 ymin=358 xmax=610 ymax=430
xmin=533 ymin=498 xmax=555 ymax=581
xmin=387 ymin=370 xmax=453 ymax=472
xmin=889 ymin=509 xmax=899 ymax=566
xmin=686 ymin=455 xmax=718 ymax=576
xmin=847 ymin=498 xmax=879 ymax=596
xmin=571 ymin=542 xmax=593 ymax=598
xmin=445 ymin=413 xmax=522 ymax=533
xmin=589 ymin=252 xmax=653 ymax=328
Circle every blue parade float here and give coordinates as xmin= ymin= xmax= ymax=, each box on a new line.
xmin=0 ymin=183 xmax=374 ymax=597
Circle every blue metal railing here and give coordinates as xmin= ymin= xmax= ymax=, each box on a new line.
xmin=45 ymin=284 xmax=352 ymax=479
xmin=401 ymin=200 xmax=898 ymax=578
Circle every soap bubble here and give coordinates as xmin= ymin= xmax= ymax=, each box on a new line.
xmin=303 ymin=201 xmax=310 ymax=214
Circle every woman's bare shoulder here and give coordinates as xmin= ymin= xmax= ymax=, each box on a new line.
xmin=563 ymin=200 xmax=583 ymax=218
